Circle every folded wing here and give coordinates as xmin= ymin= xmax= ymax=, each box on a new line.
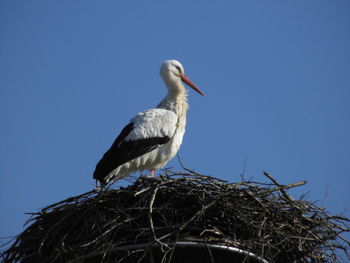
xmin=93 ymin=109 xmax=178 ymax=183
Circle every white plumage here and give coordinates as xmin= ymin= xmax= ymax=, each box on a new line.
xmin=127 ymin=109 xmax=178 ymax=141
xmin=93 ymin=60 xmax=205 ymax=185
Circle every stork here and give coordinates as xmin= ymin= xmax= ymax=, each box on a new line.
xmin=93 ymin=60 xmax=205 ymax=186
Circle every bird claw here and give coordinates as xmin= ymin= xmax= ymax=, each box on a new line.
xmin=140 ymin=174 xmax=161 ymax=181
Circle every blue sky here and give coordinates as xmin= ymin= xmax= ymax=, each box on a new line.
xmin=1 ymin=0 xmax=349 ymax=245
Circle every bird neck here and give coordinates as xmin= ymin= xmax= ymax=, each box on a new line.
xmin=157 ymin=85 xmax=189 ymax=116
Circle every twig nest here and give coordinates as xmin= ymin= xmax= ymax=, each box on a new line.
xmin=1 ymin=170 xmax=350 ymax=262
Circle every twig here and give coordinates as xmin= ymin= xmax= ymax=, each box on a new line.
xmin=263 ymin=171 xmax=295 ymax=202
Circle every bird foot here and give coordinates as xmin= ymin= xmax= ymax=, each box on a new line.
xmin=140 ymin=171 xmax=161 ymax=181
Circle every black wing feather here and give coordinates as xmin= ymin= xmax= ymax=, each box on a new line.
xmin=93 ymin=122 xmax=170 ymax=183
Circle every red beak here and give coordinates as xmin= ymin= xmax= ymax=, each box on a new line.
xmin=181 ymin=74 xmax=205 ymax=96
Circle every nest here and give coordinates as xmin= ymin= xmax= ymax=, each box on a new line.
xmin=1 ymin=169 xmax=350 ymax=263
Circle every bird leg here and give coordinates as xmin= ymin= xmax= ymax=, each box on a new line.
xmin=150 ymin=169 xmax=155 ymax=177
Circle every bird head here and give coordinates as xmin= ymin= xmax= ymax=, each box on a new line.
xmin=160 ymin=60 xmax=205 ymax=96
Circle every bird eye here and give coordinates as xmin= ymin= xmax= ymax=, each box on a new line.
xmin=175 ymin=65 xmax=182 ymax=74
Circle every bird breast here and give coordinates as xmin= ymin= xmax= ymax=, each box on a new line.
xmin=151 ymin=95 xmax=188 ymax=167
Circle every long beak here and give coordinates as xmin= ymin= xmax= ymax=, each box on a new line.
xmin=181 ymin=74 xmax=205 ymax=96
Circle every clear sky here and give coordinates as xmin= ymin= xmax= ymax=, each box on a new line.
xmin=1 ymin=0 xmax=349 ymax=245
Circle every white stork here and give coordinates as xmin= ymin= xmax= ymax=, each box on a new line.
xmin=93 ymin=60 xmax=205 ymax=185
